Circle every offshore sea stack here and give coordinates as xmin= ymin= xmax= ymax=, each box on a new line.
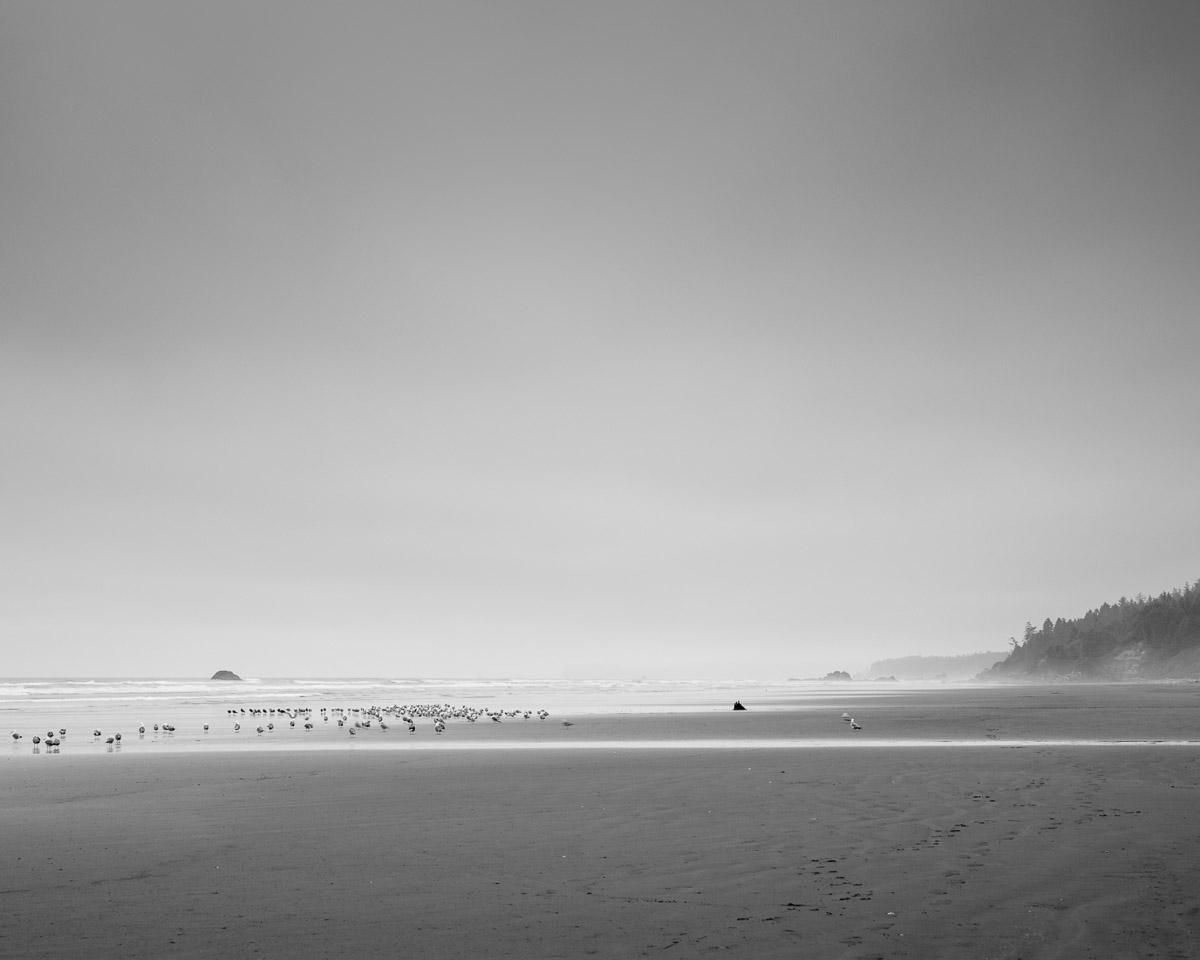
xmin=210 ymin=670 xmax=243 ymax=681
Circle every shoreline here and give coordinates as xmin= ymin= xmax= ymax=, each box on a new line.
xmin=9 ymin=736 xmax=1200 ymax=759
xmin=8 ymin=680 xmax=1200 ymax=757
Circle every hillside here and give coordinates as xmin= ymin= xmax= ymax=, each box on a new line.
xmin=864 ymin=652 xmax=1007 ymax=681
xmin=979 ymin=579 xmax=1200 ymax=681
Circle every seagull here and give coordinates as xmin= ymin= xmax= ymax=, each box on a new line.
xmin=138 ymin=724 xmax=146 ymax=734
xmin=114 ymin=733 xmax=121 ymax=741
xmin=203 ymin=724 xmax=209 ymax=732
xmin=850 ymin=719 xmax=862 ymax=730
xmin=234 ymin=722 xmax=241 ymax=731
xmin=562 ymin=721 xmax=574 ymax=727
xmin=842 ymin=713 xmax=852 ymax=723
xmin=32 ymin=735 xmax=41 ymax=744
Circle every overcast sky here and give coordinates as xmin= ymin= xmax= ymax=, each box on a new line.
xmin=3 ymin=2 xmax=1197 ymax=679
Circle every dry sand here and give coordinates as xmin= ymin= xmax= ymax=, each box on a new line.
xmin=3 ymin=689 xmax=1200 ymax=958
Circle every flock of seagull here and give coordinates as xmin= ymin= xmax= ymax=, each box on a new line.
xmin=8 ymin=724 xmax=180 ymax=750
xmin=226 ymin=703 xmax=557 ymax=735
xmin=11 ymin=706 xmax=866 ymax=750
xmin=219 ymin=702 xmax=559 ymax=736
xmin=9 ymin=702 xmax=559 ymax=750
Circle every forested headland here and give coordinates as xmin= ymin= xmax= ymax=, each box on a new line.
xmin=979 ymin=579 xmax=1200 ymax=680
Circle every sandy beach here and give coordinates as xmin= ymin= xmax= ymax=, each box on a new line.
xmin=3 ymin=686 xmax=1200 ymax=959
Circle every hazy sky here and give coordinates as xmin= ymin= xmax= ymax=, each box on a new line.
xmin=3 ymin=2 xmax=1197 ymax=679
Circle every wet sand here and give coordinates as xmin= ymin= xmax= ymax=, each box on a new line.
xmin=3 ymin=686 xmax=1200 ymax=958
xmin=3 ymin=745 xmax=1199 ymax=956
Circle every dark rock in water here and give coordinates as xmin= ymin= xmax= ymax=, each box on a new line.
xmin=732 ymin=700 xmax=747 ymax=710
xmin=211 ymin=670 xmax=243 ymax=681
xmin=821 ymin=670 xmax=853 ymax=681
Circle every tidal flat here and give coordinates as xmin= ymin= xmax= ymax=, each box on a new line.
xmin=2 ymin=683 xmax=1198 ymax=959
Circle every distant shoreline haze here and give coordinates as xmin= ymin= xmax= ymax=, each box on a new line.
xmin=863 ymin=652 xmax=1008 ymax=682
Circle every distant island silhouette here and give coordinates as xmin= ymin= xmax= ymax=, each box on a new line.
xmin=211 ymin=670 xmax=243 ymax=681
xmin=788 ymin=670 xmax=853 ymax=681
